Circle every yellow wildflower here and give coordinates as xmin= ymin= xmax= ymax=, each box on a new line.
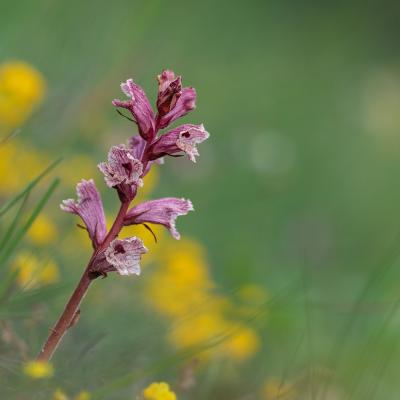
xmin=53 ymin=389 xmax=69 ymax=400
xmin=145 ymin=239 xmax=213 ymax=315
xmin=13 ymin=253 xmax=59 ymax=289
xmin=0 ymin=140 xmax=48 ymax=194
xmin=145 ymin=237 xmax=262 ymax=362
xmin=143 ymin=382 xmax=177 ymax=400
xmin=223 ymin=325 xmax=260 ymax=361
xmin=59 ymin=154 xmax=98 ymax=187
xmin=135 ymin=165 xmax=159 ymax=201
xmin=27 ymin=214 xmax=58 ymax=245
xmin=23 ymin=360 xmax=53 ymax=379
xmin=0 ymin=61 xmax=45 ymax=129
xmin=120 ymin=222 xmax=164 ymax=257
xmin=75 ymin=391 xmax=91 ymax=400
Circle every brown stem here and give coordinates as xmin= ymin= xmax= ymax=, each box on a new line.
xmin=36 ymin=268 xmax=92 ymax=361
xmin=36 ymin=201 xmax=130 ymax=362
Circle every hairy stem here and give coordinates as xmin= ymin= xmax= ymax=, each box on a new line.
xmin=36 ymin=201 xmax=130 ymax=362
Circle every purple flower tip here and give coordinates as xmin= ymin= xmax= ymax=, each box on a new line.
xmin=113 ymin=79 xmax=155 ymax=140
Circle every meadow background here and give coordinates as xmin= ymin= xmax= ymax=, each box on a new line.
xmin=1 ymin=0 xmax=400 ymax=399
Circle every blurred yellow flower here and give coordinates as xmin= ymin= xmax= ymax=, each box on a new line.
xmin=0 ymin=61 xmax=45 ymax=129
xmin=136 ymin=165 xmax=159 ymax=201
xmin=53 ymin=389 xmax=69 ymax=400
xmin=145 ymin=237 xmax=262 ymax=363
xmin=145 ymin=239 xmax=214 ymax=318
xmin=27 ymin=214 xmax=58 ymax=245
xmin=23 ymin=360 xmax=53 ymax=379
xmin=262 ymin=378 xmax=294 ymax=399
xmin=59 ymin=154 xmax=98 ymax=187
xmin=120 ymin=222 xmax=164 ymax=257
xmin=143 ymin=382 xmax=177 ymax=400
xmin=13 ymin=253 xmax=59 ymax=289
xmin=223 ymin=325 xmax=261 ymax=361
xmin=0 ymin=140 xmax=48 ymax=194
xmin=75 ymin=391 xmax=91 ymax=400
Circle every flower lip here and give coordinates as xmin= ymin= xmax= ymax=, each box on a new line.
xmin=98 ymin=145 xmax=143 ymax=188
xmin=105 ymin=237 xmax=148 ymax=276
xmin=148 ymin=124 xmax=209 ymax=163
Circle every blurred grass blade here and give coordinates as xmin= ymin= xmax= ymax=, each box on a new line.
xmin=0 ymin=269 xmax=19 ymax=306
xmin=0 ymin=128 xmax=21 ymax=146
xmin=0 ymin=190 xmax=29 ymax=250
xmin=0 ymin=178 xmax=60 ymax=267
xmin=0 ymin=157 xmax=62 ymax=219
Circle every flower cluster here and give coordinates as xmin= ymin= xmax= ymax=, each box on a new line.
xmin=145 ymin=238 xmax=262 ymax=362
xmin=61 ymin=71 xmax=209 ymax=277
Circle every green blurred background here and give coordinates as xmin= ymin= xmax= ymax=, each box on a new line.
xmin=1 ymin=0 xmax=400 ymax=399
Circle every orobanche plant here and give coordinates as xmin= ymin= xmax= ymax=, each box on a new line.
xmin=37 ymin=70 xmax=209 ymax=361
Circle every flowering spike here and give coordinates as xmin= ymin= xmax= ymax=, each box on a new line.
xmin=158 ymin=86 xmax=196 ymax=129
xmin=149 ymin=124 xmax=209 ymax=162
xmin=105 ymin=237 xmax=148 ymax=276
xmin=37 ymin=70 xmax=209 ymax=363
xmin=61 ymin=179 xmax=106 ymax=247
xmin=124 ymin=198 xmax=194 ymax=239
xmin=112 ymin=79 xmax=155 ymax=140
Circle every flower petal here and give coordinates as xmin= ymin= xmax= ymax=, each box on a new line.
xmin=98 ymin=145 xmax=143 ymax=188
xmin=104 ymin=237 xmax=148 ymax=276
xmin=158 ymin=87 xmax=196 ymax=129
xmin=148 ymin=124 xmax=209 ymax=162
xmin=156 ymin=70 xmax=182 ymax=116
xmin=113 ymin=79 xmax=155 ymax=140
xmin=60 ymin=179 xmax=107 ymax=246
xmin=124 ymin=198 xmax=194 ymax=239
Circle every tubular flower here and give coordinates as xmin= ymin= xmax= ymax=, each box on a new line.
xmin=156 ymin=70 xmax=182 ymax=116
xmin=143 ymin=382 xmax=177 ymax=400
xmin=104 ymin=237 xmax=148 ymax=276
xmin=112 ymin=79 xmax=155 ymax=140
xmin=98 ymin=145 xmax=143 ymax=200
xmin=149 ymin=124 xmax=209 ymax=162
xmin=61 ymin=179 xmax=107 ymax=247
xmin=158 ymin=86 xmax=196 ymax=129
xmin=124 ymin=198 xmax=193 ymax=239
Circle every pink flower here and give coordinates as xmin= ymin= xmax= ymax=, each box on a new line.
xmin=98 ymin=145 xmax=143 ymax=200
xmin=156 ymin=70 xmax=182 ymax=116
xmin=157 ymin=87 xmax=196 ymax=129
xmin=112 ymin=79 xmax=155 ymax=140
xmin=124 ymin=198 xmax=194 ymax=239
xmin=148 ymin=124 xmax=209 ymax=162
xmin=104 ymin=237 xmax=148 ymax=276
xmin=61 ymin=179 xmax=107 ymax=247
